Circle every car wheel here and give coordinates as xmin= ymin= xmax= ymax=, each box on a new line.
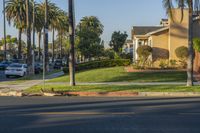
xmin=21 ymin=72 xmax=26 ymax=77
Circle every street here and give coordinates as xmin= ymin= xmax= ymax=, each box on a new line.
xmin=0 ymin=97 xmax=200 ymax=133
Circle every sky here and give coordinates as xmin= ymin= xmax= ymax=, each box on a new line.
xmin=0 ymin=0 xmax=167 ymax=46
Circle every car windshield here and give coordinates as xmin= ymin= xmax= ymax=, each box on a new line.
xmin=10 ymin=64 xmax=22 ymax=68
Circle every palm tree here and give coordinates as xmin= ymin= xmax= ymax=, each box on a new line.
xmin=34 ymin=3 xmax=44 ymax=62
xmin=163 ymin=0 xmax=200 ymax=86
xmin=68 ymin=0 xmax=76 ymax=86
xmin=5 ymin=0 xmax=26 ymax=59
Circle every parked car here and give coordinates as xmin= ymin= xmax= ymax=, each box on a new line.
xmin=35 ymin=63 xmax=43 ymax=74
xmin=53 ymin=59 xmax=63 ymax=69
xmin=0 ymin=61 xmax=12 ymax=70
xmin=5 ymin=63 xmax=27 ymax=78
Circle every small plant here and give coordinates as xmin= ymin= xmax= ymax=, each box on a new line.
xmin=170 ymin=59 xmax=177 ymax=68
xmin=159 ymin=59 xmax=169 ymax=69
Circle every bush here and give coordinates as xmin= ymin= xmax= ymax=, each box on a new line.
xmin=63 ymin=59 xmax=131 ymax=73
xmin=175 ymin=46 xmax=188 ymax=68
xmin=175 ymin=46 xmax=188 ymax=59
xmin=137 ymin=45 xmax=152 ymax=59
xmin=159 ymin=59 xmax=169 ymax=69
xmin=193 ymin=38 xmax=200 ymax=52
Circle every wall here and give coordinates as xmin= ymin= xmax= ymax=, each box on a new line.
xmin=169 ymin=9 xmax=189 ymax=60
xmin=151 ymin=30 xmax=169 ymax=62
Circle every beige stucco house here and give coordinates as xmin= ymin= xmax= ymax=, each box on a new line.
xmin=132 ymin=8 xmax=200 ymax=69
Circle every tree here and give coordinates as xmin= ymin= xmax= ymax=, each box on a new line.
xmin=68 ymin=0 xmax=76 ymax=86
xmin=77 ymin=16 xmax=104 ymax=59
xmin=163 ymin=0 xmax=200 ymax=86
xmin=109 ymin=31 xmax=128 ymax=54
xmin=5 ymin=0 xmax=26 ymax=59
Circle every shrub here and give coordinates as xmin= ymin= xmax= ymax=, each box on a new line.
xmin=175 ymin=46 xmax=188 ymax=59
xmin=193 ymin=38 xmax=200 ymax=52
xmin=175 ymin=46 xmax=188 ymax=68
xmin=169 ymin=59 xmax=177 ymax=68
xmin=63 ymin=59 xmax=131 ymax=73
xmin=159 ymin=59 xmax=169 ymax=69
xmin=137 ymin=45 xmax=152 ymax=60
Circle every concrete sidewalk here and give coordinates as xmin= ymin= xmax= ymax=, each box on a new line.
xmin=0 ymin=71 xmax=64 ymax=91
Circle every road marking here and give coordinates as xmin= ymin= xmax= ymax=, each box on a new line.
xmin=35 ymin=112 xmax=135 ymax=115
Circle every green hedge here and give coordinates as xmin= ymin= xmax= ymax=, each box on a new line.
xmin=63 ymin=59 xmax=131 ymax=73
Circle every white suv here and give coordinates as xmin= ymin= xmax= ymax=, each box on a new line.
xmin=5 ymin=63 xmax=27 ymax=78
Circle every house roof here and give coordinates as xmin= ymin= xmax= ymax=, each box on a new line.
xmin=132 ymin=26 xmax=164 ymax=36
xmin=147 ymin=27 xmax=169 ymax=35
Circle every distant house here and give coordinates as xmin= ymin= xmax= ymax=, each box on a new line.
xmin=123 ymin=39 xmax=134 ymax=54
xmin=131 ymin=8 xmax=200 ymax=70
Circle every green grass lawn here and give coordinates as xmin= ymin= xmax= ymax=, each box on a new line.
xmin=24 ymin=84 xmax=200 ymax=93
xmin=49 ymin=67 xmax=187 ymax=83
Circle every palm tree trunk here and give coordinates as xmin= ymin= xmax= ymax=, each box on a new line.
xmin=52 ymin=28 xmax=55 ymax=63
xmin=44 ymin=0 xmax=49 ymax=72
xmin=3 ymin=0 xmax=7 ymax=60
xmin=68 ymin=0 xmax=76 ymax=86
xmin=187 ymin=1 xmax=194 ymax=86
xmin=18 ymin=28 xmax=22 ymax=59
xmin=26 ymin=0 xmax=33 ymax=74
xmin=38 ymin=32 xmax=41 ymax=62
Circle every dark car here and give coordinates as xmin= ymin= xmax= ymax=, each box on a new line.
xmin=0 ymin=61 xmax=11 ymax=70
xmin=35 ymin=63 xmax=43 ymax=74
xmin=53 ymin=60 xmax=63 ymax=69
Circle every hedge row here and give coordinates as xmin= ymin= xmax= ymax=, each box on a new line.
xmin=63 ymin=59 xmax=131 ymax=73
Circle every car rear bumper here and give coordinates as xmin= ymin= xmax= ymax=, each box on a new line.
xmin=5 ymin=71 xmax=24 ymax=76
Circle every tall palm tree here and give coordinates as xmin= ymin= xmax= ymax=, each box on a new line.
xmin=68 ymin=0 xmax=75 ymax=86
xmin=34 ymin=3 xmax=44 ymax=62
xmin=53 ymin=10 xmax=69 ymax=60
xmin=163 ymin=0 xmax=200 ymax=86
xmin=5 ymin=0 xmax=26 ymax=59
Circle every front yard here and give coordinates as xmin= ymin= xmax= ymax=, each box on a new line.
xmin=49 ymin=67 xmax=187 ymax=83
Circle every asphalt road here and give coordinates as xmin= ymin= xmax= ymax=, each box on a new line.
xmin=0 ymin=97 xmax=200 ymax=133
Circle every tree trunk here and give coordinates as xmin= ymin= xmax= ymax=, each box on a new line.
xmin=68 ymin=0 xmax=76 ymax=86
xmin=44 ymin=0 xmax=49 ymax=72
xmin=38 ymin=32 xmax=41 ymax=62
xmin=3 ymin=0 xmax=7 ymax=60
xmin=26 ymin=0 xmax=33 ymax=74
xmin=52 ymin=28 xmax=55 ymax=63
xmin=187 ymin=1 xmax=194 ymax=86
xmin=18 ymin=28 xmax=22 ymax=59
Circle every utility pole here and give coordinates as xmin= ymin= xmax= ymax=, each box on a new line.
xmin=26 ymin=0 xmax=33 ymax=74
xmin=32 ymin=0 xmax=35 ymax=74
xmin=68 ymin=0 xmax=76 ymax=86
xmin=3 ymin=0 xmax=7 ymax=60
xmin=44 ymin=0 xmax=49 ymax=72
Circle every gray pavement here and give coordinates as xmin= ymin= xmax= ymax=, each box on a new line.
xmin=0 ymin=71 xmax=64 ymax=91
xmin=0 ymin=97 xmax=200 ymax=133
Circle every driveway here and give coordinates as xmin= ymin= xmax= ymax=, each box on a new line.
xmin=0 ymin=97 xmax=200 ymax=133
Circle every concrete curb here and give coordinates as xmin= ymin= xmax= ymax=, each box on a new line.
xmin=1 ymin=91 xmax=200 ymax=97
